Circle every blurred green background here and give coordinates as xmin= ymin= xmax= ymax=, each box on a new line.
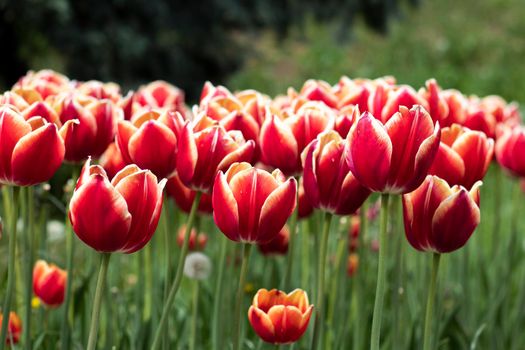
xmin=3 ymin=0 xmax=523 ymax=103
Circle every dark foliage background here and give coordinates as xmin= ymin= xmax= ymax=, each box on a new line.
xmin=0 ymin=0 xmax=415 ymax=102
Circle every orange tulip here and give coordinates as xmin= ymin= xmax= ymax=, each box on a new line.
xmin=0 ymin=312 xmax=21 ymax=345
xmin=33 ymin=260 xmax=67 ymax=307
xmin=248 ymin=288 xmax=313 ymax=344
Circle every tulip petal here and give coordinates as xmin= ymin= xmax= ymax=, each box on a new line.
xmin=248 ymin=306 xmax=276 ymax=343
xmin=347 ymin=112 xmax=392 ymax=192
xmin=282 ymin=306 xmax=307 ymax=343
xmin=11 ymin=123 xmax=65 ymax=186
xmin=301 ymin=140 xmax=320 ymax=207
xmin=212 ymin=172 xmax=240 ymax=242
xmin=116 ymin=120 xmax=137 ymax=164
xmin=260 ymin=114 xmax=299 ymax=175
xmin=431 ymin=188 xmax=480 ymax=253
xmin=128 ymin=120 xmax=177 ymax=178
xmin=0 ymin=107 xmax=31 ymax=182
xmin=69 ymin=174 xmax=132 ymax=252
xmin=452 ymin=131 xmax=494 ymax=188
xmin=258 ymin=177 xmax=297 ymax=244
xmin=428 ymin=143 xmax=465 ymax=187
xmin=176 ymin=122 xmax=198 ymax=187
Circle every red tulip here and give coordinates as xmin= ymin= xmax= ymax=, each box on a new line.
xmin=177 ymin=116 xmax=255 ymax=193
xmin=50 ymin=93 xmax=120 ymax=162
xmin=380 ymin=85 xmax=429 ymax=122
xmin=334 ymin=105 xmax=359 ymax=138
xmin=403 ymin=175 xmax=481 ymax=253
xmin=0 ymin=312 xmax=21 ymax=345
xmin=212 ymin=162 xmax=296 ymax=244
xmin=297 ymin=177 xmax=314 ymax=219
xmin=69 ymin=159 xmax=166 ymax=253
xmin=165 ymin=174 xmax=213 ymax=214
xmin=116 ymin=109 xmax=183 ymax=178
xmin=429 ymin=124 xmax=494 ymax=188
xmin=33 ymin=260 xmax=67 ymax=307
xmin=335 ymin=76 xmax=371 ymax=112
xmin=135 ymin=80 xmax=185 ymax=114
xmin=441 ymin=89 xmax=468 ymax=126
xmin=299 ymin=79 xmax=338 ymax=109
xmin=258 ymin=226 xmax=289 ymax=256
xmin=98 ymin=142 xmax=127 ymax=179
xmin=302 ymin=131 xmax=370 ymax=215
xmin=248 ymin=288 xmax=313 ymax=344
xmin=14 ymin=69 xmax=69 ymax=99
xmin=463 ymin=101 xmax=497 ymax=139
xmin=495 ymin=126 xmax=525 ymax=177
xmin=346 ymin=105 xmax=440 ymax=194
xmin=260 ymin=102 xmax=334 ymax=175
xmin=348 ymin=215 xmax=360 ymax=252
xmin=176 ymin=225 xmax=208 ymax=251
xmin=419 ymin=79 xmax=449 ymax=126
xmin=77 ymin=80 xmax=121 ymax=103
xmin=0 ymin=105 xmax=65 ymax=186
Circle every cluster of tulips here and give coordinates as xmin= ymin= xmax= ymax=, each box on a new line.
xmin=0 ymin=69 xmax=523 ymax=350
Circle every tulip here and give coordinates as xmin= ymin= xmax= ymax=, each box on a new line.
xmin=77 ymin=80 xmax=121 ymax=102
xmin=260 ymin=102 xmax=334 ymax=175
xmin=297 ymin=177 xmax=314 ymax=219
xmin=334 ymin=104 xmax=359 ymax=138
xmin=299 ymin=79 xmax=338 ymax=108
xmin=380 ymin=85 xmax=429 ymax=122
xmin=463 ymin=102 xmax=497 ymax=139
xmin=135 ymin=80 xmax=186 ymax=114
xmin=258 ymin=226 xmax=289 ymax=256
xmin=0 ymin=105 xmax=65 ymax=186
xmin=69 ymin=159 xmax=166 ymax=253
xmin=50 ymin=93 xmax=120 ymax=162
xmin=349 ymin=216 xmax=360 ymax=252
xmin=177 ymin=225 xmax=208 ymax=251
xmin=418 ymin=79 xmax=449 ymax=126
xmin=402 ymin=175 xmax=481 ymax=350
xmin=302 ymin=130 xmax=370 ymax=215
xmin=117 ymin=109 xmax=183 ymax=178
xmin=13 ymin=69 xmax=69 ymax=99
xmin=429 ymin=124 xmax=494 ymax=188
xmin=347 ymin=253 xmax=359 ymax=277
xmin=177 ymin=116 xmax=255 ymax=193
xmin=403 ymin=175 xmax=481 ymax=253
xmin=0 ymin=312 xmax=21 ymax=345
xmin=335 ymin=76 xmax=371 ymax=112
xmin=346 ymin=105 xmax=440 ymax=194
xmin=33 ymin=260 xmax=67 ymax=307
xmin=166 ymin=174 xmax=213 ymax=214
xmin=212 ymin=162 xmax=297 ymax=244
xmin=495 ymin=126 xmax=525 ymax=177
xmin=248 ymin=288 xmax=314 ymax=344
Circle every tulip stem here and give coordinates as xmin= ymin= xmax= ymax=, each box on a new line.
xmin=23 ymin=186 xmax=35 ymax=350
xmin=151 ymin=192 xmax=202 ymax=350
xmin=190 ymin=279 xmax=199 ymax=350
xmin=370 ymin=193 xmax=390 ymax=350
xmin=233 ymin=243 xmax=252 ymax=350
xmin=423 ymin=253 xmax=441 ymax=350
xmin=86 ymin=253 xmax=111 ymax=350
xmin=310 ymin=211 xmax=333 ymax=350
xmin=353 ymin=199 xmax=368 ymax=350
xmin=61 ymin=167 xmax=79 ymax=349
xmin=0 ymin=187 xmax=18 ymax=350
xmin=283 ymin=186 xmax=299 ymax=290
xmin=212 ymin=234 xmax=228 ymax=350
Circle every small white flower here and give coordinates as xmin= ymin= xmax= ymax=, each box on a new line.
xmin=184 ymin=252 xmax=212 ymax=280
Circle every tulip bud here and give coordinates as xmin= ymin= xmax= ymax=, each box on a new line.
xmin=403 ymin=175 xmax=481 ymax=253
xmin=69 ymin=159 xmax=166 ymax=253
xmin=495 ymin=126 xmax=525 ymax=177
xmin=0 ymin=312 xmax=21 ymax=345
xmin=346 ymin=105 xmax=441 ymax=194
xmin=212 ymin=162 xmax=296 ymax=244
xmin=33 ymin=260 xmax=67 ymax=307
xmin=248 ymin=288 xmax=313 ymax=344
xmin=303 ymin=131 xmax=370 ymax=215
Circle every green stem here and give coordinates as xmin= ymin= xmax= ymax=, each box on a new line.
xmin=190 ymin=280 xmax=199 ymax=350
xmin=150 ymin=192 xmax=202 ymax=350
xmin=60 ymin=167 xmax=79 ymax=349
xmin=212 ymin=235 xmax=229 ymax=350
xmin=161 ymin=198 xmax=171 ymax=350
xmin=370 ymin=193 xmax=390 ymax=350
xmin=310 ymin=212 xmax=333 ymax=350
xmin=423 ymin=253 xmax=441 ymax=350
xmin=23 ymin=187 xmax=35 ymax=350
xmin=353 ymin=199 xmax=368 ymax=350
xmin=233 ymin=244 xmax=252 ymax=350
xmin=283 ymin=185 xmax=299 ymax=290
xmin=0 ymin=187 xmax=18 ymax=350
xmin=86 ymin=253 xmax=112 ymax=350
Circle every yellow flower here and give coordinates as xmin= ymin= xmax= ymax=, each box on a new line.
xmin=31 ymin=297 xmax=41 ymax=309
